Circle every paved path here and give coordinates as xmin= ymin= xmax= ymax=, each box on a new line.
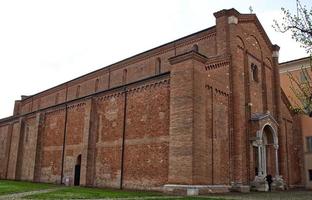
xmin=208 ymin=190 xmax=312 ymax=200
xmin=0 ymin=188 xmax=60 ymax=200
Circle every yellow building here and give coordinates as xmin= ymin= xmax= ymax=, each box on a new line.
xmin=280 ymin=56 xmax=312 ymax=189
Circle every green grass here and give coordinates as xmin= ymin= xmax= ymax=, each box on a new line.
xmin=23 ymin=186 xmax=162 ymax=199
xmin=0 ymin=180 xmax=56 ymax=195
xmin=154 ymin=198 xmax=225 ymax=200
xmin=0 ymin=180 xmax=226 ymax=199
xmin=23 ymin=186 xmax=226 ymax=199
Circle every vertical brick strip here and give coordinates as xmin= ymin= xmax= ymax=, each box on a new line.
xmin=15 ymin=117 xmax=25 ymax=180
xmin=4 ymin=123 xmax=13 ymax=179
xmin=34 ymin=113 xmax=45 ymax=182
xmin=272 ymin=45 xmax=288 ymax=184
xmin=168 ymin=51 xmax=207 ymax=184
xmin=80 ymin=98 xmax=93 ymax=186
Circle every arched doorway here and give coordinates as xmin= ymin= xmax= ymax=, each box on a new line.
xmin=251 ymin=115 xmax=285 ymax=191
xmin=255 ymin=124 xmax=279 ymax=177
xmin=263 ymin=126 xmax=277 ymax=177
xmin=74 ymin=154 xmax=81 ymax=186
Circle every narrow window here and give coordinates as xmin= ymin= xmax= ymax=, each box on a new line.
xmin=76 ymin=85 xmax=81 ymax=98
xmin=95 ymin=78 xmax=100 ymax=92
xmin=306 ymin=137 xmax=312 ymax=152
xmin=192 ymin=44 xmax=199 ymax=52
xmin=155 ymin=57 xmax=161 ymax=75
xmin=55 ymin=93 xmax=59 ymax=104
xmin=25 ymin=126 xmax=29 ymax=143
xmin=309 ymin=170 xmax=312 ymax=181
xmin=123 ymin=69 xmax=127 ymax=84
xmin=251 ymin=63 xmax=259 ymax=82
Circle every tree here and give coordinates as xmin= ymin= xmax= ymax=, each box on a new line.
xmin=273 ymin=0 xmax=312 ymax=117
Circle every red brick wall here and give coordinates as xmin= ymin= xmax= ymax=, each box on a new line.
xmin=6 ymin=122 xmax=21 ymax=180
xmin=63 ymin=103 xmax=86 ymax=185
xmin=93 ymin=78 xmax=170 ymax=189
xmin=123 ymin=80 xmax=169 ymax=189
xmin=40 ymin=110 xmax=65 ymax=183
xmin=0 ymin=125 xmax=10 ymax=178
xmin=20 ymin=116 xmax=38 ymax=181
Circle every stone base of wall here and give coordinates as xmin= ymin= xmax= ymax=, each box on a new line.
xmin=163 ymin=184 xmax=230 ymax=195
xmin=272 ymin=176 xmax=285 ymax=191
xmin=230 ymin=184 xmax=251 ymax=193
xmin=251 ymin=175 xmax=285 ymax=191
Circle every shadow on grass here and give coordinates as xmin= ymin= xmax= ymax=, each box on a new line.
xmin=0 ymin=180 xmax=56 ymax=196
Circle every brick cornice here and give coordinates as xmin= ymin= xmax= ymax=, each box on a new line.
xmin=169 ymin=50 xmax=208 ymax=65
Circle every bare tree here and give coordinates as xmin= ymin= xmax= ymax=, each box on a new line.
xmin=274 ymin=0 xmax=312 ymax=117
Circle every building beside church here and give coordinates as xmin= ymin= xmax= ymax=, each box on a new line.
xmin=280 ymin=56 xmax=312 ymax=189
xmin=0 ymin=9 xmax=305 ymax=194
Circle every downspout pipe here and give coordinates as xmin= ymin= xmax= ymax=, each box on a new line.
xmin=60 ymin=104 xmax=68 ymax=184
xmin=120 ymin=87 xmax=127 ymax=189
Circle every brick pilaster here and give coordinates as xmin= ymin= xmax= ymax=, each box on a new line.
xmin=168 ymin=51 xmax=208 ymax=184
xmin=15 ymin=117 xmax=25 ymax=180
xmin=80 ymin=98 xmax=96 ymax=186
xmin=34 ymin=112 xmax=45 ymax=182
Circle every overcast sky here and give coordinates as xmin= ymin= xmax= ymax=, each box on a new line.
xmin=0 ymin=0 xmax=311 ymax=118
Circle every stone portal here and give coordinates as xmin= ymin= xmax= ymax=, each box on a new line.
xmin=250 ymin=113 xmax=285 ymax=191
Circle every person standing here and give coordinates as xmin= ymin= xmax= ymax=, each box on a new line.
xmin=265 ymin=174 xmax=273 ymax=192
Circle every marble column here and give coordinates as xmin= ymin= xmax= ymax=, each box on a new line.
xmin=274 ymin=144 xmax=279 ymax=176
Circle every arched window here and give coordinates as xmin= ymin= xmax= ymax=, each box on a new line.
xmin=192 ymin=44 xmax=199 ymax=52
xmin=25 ymin=125 xmax=30 ymax=143
xmin=155 ymin=57 xmax=161 ymax=75
xmin=95 ymin=78 xmax=100 ymax=92
xmin=55 ymin=93 xmax=59 ymax=104
xmin=251 ymin=63 xmax=259 ymax=82
xmin=76 ymin=85 xmax=81 ymax=98
xmin=123 ymin=69 xmax=127 ymax=84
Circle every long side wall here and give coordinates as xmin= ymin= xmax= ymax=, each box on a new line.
xmin=0 ymin=74 xmax=170 ymax=190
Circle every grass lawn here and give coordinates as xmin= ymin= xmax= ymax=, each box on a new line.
xmin=23 ymin=186 xmax=225 ymax=199
xmin=0 ymin=180 xmax=56 ymax=195
xmin=23 ymin=186 xmax=162 ymax=199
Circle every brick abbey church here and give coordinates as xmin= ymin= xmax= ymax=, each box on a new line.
xmin=0 ymin=9 xmax=307 ymax=194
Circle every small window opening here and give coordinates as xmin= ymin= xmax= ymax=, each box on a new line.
xmin=307 ymin=137 xmax=312 ymax=152
xmin=192 ymin=44 xmax=199 ymax=52
xmin=155 ymin=57 xmax=161 ymax=75
xmin=95 ymin=78 xmax=100 ymax=92
xmin=76 ymin=85 xmax=81 ymax=98
xmin=123 ymin=69 xmax=127 ymax=84
xmin=55 ymin=93 xmax=59 ymax=104
xmin=251 ymin=63 xmax=259 ymax=82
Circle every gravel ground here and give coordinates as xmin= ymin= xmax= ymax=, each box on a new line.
xmin=207 ymin=190 xmax=312 ymax=200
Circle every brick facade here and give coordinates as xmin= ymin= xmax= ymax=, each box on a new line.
xmin=0 ymin=9 xmax=305 ymax=193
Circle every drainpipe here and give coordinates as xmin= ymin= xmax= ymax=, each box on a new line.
xmin=120 ymin=87 xmax=127 ymax=189
xmin=60 ymin=104 xmax=68 ymax=184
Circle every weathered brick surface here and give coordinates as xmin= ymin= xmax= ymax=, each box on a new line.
xmin=6 ymin=122 xmax=21 ymax=180
xmin=19 ymin=115 xmax=39 ymax=181
xmin=63 ymin=103 xmax=86 ymax=185
xmin=39 ymin=109 xmax=65 ymax=183
xmin=0 ymin=8 xmax=306 ymax=192
xmin=0 ymin=125 xmax=10 ymax=178
xmin=123 ymin=80 xmax=169 ymax=189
